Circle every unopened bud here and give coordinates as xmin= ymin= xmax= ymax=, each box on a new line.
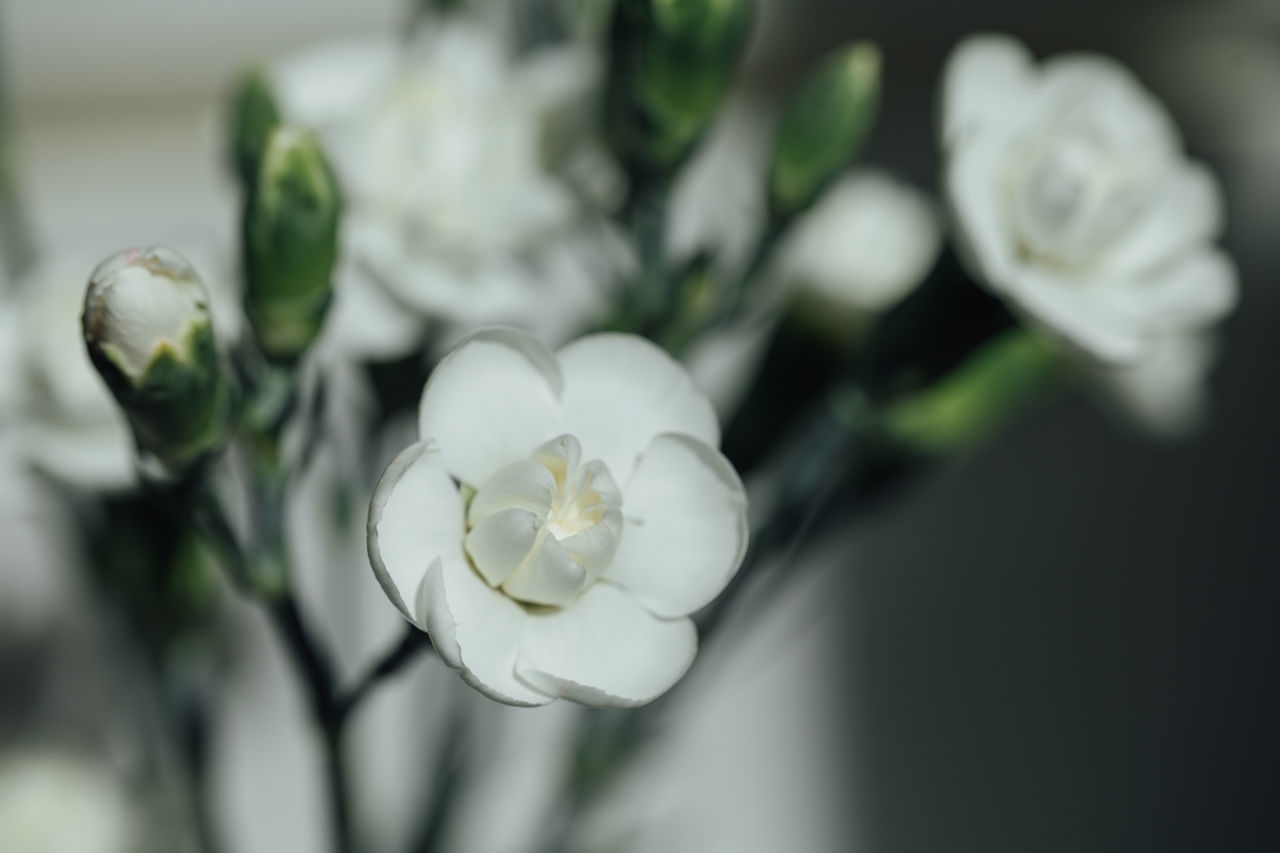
xmin=82 ymin=247 xmax=233 ymax=472
xmin=228 ymin=67 xmax=282 ymax=188
xmin=242 ymin=126 xmax=341 ymax=362
xmin=605 ymin=0 xmax=755 ymax=180
xmin=768 ymin=41 xmax=881 ymax=223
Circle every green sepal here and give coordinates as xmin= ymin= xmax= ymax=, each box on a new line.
xmin=768 ymin=42 xmax=881 ymax=224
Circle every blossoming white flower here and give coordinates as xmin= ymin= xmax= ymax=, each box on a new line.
xmin=940 ymin=34 xmax=1238 ymax=366
xmin=0 ymin=750 xmax=134 ymax=853
xmin=271 ymin=16 xmax=608 ymax=357
xmin=777 ymin=169 xmax=942 ymax=314
xmin=367 ymin=329 xmax=748 ymax=706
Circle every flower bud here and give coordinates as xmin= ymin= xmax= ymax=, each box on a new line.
xmin=768 ymin=41 xmax=881 ymax=223
xmin=605 ymin=0 xmax=755 ymax=181
xmin=82 ymin=247 xmax=233 ymax=472
xmin=227 ymin=67 xmax=282 ymax=188
xmin=242 ymin=126 xmax=341 ymax=362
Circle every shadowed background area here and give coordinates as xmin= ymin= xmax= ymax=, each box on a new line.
xmin=1 ymin=1 xmax=1276 ymax=851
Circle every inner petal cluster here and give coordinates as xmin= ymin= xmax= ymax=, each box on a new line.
xmin=463 ymin=435 xmax=622 ymax=607
xmin=1007 ymin=128 xmax=1151 ymax=272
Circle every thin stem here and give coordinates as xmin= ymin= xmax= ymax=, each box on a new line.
xmin=333 ymin=625 xmax=433 ymax=725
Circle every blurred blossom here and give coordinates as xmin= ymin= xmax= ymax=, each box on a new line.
xmin=368 ymin=329 xmax=748 ymax=707
xmin=270 ymin=14 xmax=612 ymax=356
xmin=0 ymin=749 xmax=135 ymax=853
xmin=666 ymin=97 xmax=770 ymax=274
xmin=777 ymin=169 xmax=942 ymax=315
xmin=941 ymin=34 xmax=1238 ymax=366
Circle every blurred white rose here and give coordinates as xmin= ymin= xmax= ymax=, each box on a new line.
xmin=368 ymin=329 xmax=748 ymax=707
xmin=941 ymin=34 xmax=1238 ymax=366
xmin=272 ymin=16 xmax=612 ymax=358
xmin=777 ymin=169 xmax=942 ymax=315
xmin=0 ymin=750 xmax=135 ymax=853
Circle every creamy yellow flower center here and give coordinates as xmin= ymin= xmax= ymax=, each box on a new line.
xmin=463 ymin=435 xmax=622 ymax=607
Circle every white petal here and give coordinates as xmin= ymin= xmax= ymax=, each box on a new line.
xmin=1103 ymin=163 xmax=1226 ymax=275
xmin=945 ymin=131 xmax=1021 ymax=291
xmin=464 ymin=508 xmax=541 ymax=587
xmin=517 ymin=584 xmax=697 ymax=707
xmin=467 ymin=460 xmax=556 ymax=527
xmin=1035 ymin=54 xmax=1180 ymax=156
xmin=1008 ymin=270 xmax=1148 ymax=364
xmin=606 ymin=434 xmax=748 ymax=618
xmin=367 ymin=442 xmax=465 ymax=625
xmin=559 ymin=506 xmax=623 ymax=582
xmin=941 ymin=34 xmax=1035 ymax=145
xmin=419 ymin=328 xmax=564 ymax=486
xmin=416 ymin=557 xmax=552 ymax=707
xmin=500 ymin=532 xmax=586 ymax=607
xmin=1103 ymin=249 xmax=1238 ymax=330
xmin=557 ymin=335 xmax=720 ymax=483
xmin=272 ymin=38 xmax=397 ymax=128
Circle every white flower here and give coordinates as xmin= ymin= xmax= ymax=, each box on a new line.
xmin=272 ymin=17 xmax=608 ymax=357
xmin=367 ymin=329 xmax=749 ymax=707
xmin=940 ymin=34 xmax=1238 ymax=365
xmin=777 ymin=169 xmax=942 ymax=314
xmin=0 ymin=750 xmax=134 ymax=853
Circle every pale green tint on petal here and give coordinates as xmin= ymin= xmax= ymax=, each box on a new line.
xmin=605 ymin=434 xmax=748 ymax=619
xmin=464 ymin=508 xmax=541 ymax=588
xmin=418 ymin=328 xmax=564 ymax=486
xmin=367 ymin=441 xmax=465 ymax=624
xmin=557 ymin=334 xmax=719 ymax=483
xmin=517 ymin=583 xmax=697 ymax=708
xmin=499 ymin=531 xmax=586 ymax=608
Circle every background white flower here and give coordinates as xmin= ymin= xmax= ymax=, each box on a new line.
xmin=941 ymin=34 xmax=1238 ymax=366
xmin=0 ymin=750 xmax=135 ymax=853
xmin=776 ymin=169 xmax=942 ymax=315
xmin=1095 ymin=331 xmax=1218 ymax=436
xmin=367 ymin=329 xmax=749 ymax=707
xmin=272 ymin=16 xmax=610 ymax=358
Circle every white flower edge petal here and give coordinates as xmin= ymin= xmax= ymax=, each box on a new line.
xmin=417 ymin=555 xmax=553 ymax=707
xmin=945 ymin=131 xmax=1022 ymax=292
xmin=1103 ymin=163 xmax=1227 ymax=276
xmin=22 ymin=422 xmax=136 ymax=492
xmin=1034 ymin=53 xmax=1180 ymax=156
xmin=367 ymin=441 xmax=465 ymax=625
xmin=517 ymin=583 xmax=698 ymax=708
xmin=940 ymin=34 xmax=1035 ymax=146
xmin=1104 ymin=249 xmax=1239 ymax=331
xmin=418 ymin=328 xmax=565 ymax=486
xmin=557 ymin=334 xmax=720 ymax=483
xmin=606 ymin=433 xmax=749 ymax=619
xmin=1007 ymin=270 xmax=1150 ymax=365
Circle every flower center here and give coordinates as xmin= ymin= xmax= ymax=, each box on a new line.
xmin=1007 ymin=128 xmax=1151 ymax=272
xmin=463 ymin=435 xmax=622 ymax=608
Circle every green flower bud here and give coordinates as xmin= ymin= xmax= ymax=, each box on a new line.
xmin=243 ymin=126 xmax=341 ymax=362
xmin=768 ymin=41 xmax=881 ymax=223
xmin=82 ymin=247 xmax=233 ymax=472
xmin=227 ymin=67 xmax=282 ymax=188
xmin=605 ymin=0 xmax=755 ymax=180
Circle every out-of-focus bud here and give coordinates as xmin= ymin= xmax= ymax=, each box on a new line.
xmin=227 ymin=67 xmax=282 ymax=187
xmin=242 ymin=126 xmax=341 ymax=362
xmin=82 ymin=247 xmax=233 ymax=472
xmin=605 ymin=0 xmax=755 ymax=181
xmin=768 ymin=41 xmax=881 ymax=224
